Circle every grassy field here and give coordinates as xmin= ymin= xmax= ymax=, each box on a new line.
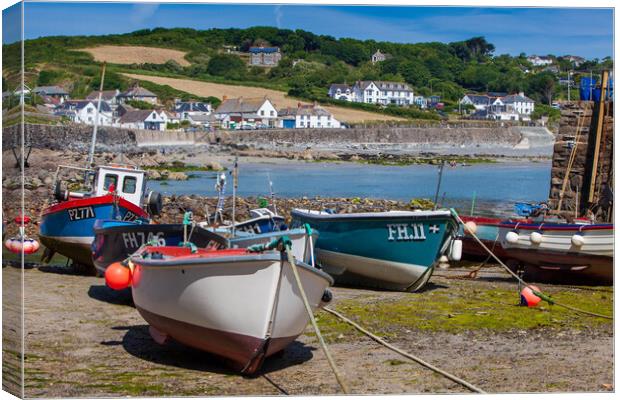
xmin=122 ymin=73 xmax=406 ymax=124
xmin=79 ymin=45 xmax=191 ymax=66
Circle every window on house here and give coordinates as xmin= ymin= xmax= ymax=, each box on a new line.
xmin=261 ymin=110 xmax=265 ymax=116
xmin=270 ymin=111 xmax=274 ymax=116
xmin=122 ymin=176 xmax=137 ymax=194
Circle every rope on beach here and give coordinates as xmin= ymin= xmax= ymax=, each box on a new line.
xmin=281 ymin=241 xmax=350 ymax=394
xmin=450 ymin=210 xmax=612 ymax=320
xmin=323 ymin=307 xmax=486 ymax=394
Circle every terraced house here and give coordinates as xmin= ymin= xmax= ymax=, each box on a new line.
xmin=352 ymin=80 xmax=415 ymax=106
xmin=214 ymin=96 xmax=278 ymax=128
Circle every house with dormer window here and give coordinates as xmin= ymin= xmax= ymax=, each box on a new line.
xmin=328 ymin=84 xmax=354 ymax=102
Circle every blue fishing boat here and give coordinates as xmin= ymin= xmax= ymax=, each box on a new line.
xmin=40 ymin=164 xmax=162 ymax=270
xmin=92 ymin=217 xmax=314 ymax=274
xmin=291 ymin=209 xmax=461 ymax=291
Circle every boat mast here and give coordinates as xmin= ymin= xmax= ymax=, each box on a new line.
xmin=433 ymin=162 xmax=445 ymax=210
xmin=87 ymin=62 xmax=106 ymax=169
xmin=268 ymin=172 xmax=277 ymax=215
xmin=231 ymin=157 xmax=238 ymax=237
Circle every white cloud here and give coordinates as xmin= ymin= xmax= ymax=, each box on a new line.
xmin=129 ymin=4 xmax=159 ymax=26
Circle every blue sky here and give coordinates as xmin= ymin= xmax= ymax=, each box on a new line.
xmin=3 ymin=3 xmax=614 ymax=59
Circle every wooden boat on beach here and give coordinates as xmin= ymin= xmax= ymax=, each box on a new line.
xmin=458 ymin=216 xmax=522 ymax=261
xmin=498 ymin=221 xmax=613 ymax=284
xmin=124 ymin=245 xmax=333 ymax=374
xmin=291 ymin=209 xmax=461 ymax=291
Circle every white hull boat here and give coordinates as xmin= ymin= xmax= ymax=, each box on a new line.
xmin=128 ymin=246 xmax=333 ymax=374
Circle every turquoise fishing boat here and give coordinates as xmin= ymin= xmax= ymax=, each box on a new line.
xmin=291 ymin=209 xmax=461 ymax=291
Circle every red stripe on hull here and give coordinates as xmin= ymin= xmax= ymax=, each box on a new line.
xmin=43 ymin=194 xmax=148 ymax=218
xmin=136 ymin=306 xmax=299 ymax=375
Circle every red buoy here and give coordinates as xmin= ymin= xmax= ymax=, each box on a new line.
xmin=4 ymin=237 xmax=39 ymax=254
xmin=520 ymin=285 xmax=542 ymax=307
xmin=14 ymin=214 xmax=31 ymax=225
xmin=105 ymin=262 xmax=132 ymax=290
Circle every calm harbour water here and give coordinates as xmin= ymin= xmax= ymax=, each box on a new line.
xmin=148 ymin=161 xmax=551 ymax=215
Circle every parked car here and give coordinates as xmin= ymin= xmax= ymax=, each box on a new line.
xmin=238 ymin=124 xmax=254 ymax=130
xmin=255 ymin=123 xmax=269 ymax=130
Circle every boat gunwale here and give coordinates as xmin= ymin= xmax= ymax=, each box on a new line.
xmin=42 ymin=194 xmax=148 ymax=218
xmin=131 ymin=251 xmax=335 ymax=284
xmin=291 ymin=208 xmax=454 ymax=221
xmin=498 ymin=222 xmax=613 ymax=232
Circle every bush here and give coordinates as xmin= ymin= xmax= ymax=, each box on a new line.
xmin=207 ymin=54 xmax=246 ymax=79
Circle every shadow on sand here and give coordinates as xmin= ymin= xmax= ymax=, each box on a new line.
xmin=117 ymin=324 xmax=315 ymax=376
xmin=87 ymin=284 xmax=134 ymax=307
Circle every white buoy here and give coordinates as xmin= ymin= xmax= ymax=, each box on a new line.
xmin=449 ymin=239 xmax=463 ymax=261
xmin=438 ymin=255 xmax=450 ymax=269
xmin=464 ymin=221 xmax=477 ymax=235
xmin=571 ymin=234 xmax=585 ymax=247
xmin=505 ymin=231 xmax=519 ymax=244
xmin=530 ymin=231 xmax=543 ymax=244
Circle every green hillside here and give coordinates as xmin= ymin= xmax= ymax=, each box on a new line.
xmin=2 ymin=26 xmax=613 ymax=113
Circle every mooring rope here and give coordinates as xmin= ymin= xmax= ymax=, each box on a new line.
xmin=323 ymin=307 xmax=485 ymax=394
xmin=452 ymin=210 xmax=612 ymax=320
xmin=273 ymin=241 xmax=349 ymax=394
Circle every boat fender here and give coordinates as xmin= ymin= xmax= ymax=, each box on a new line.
xmin=505 ymin=231 xmax=519 ymax=244
xmin=464 ymin=221 xmax=477 ymax=235
xmin=571 ymin=234 xmax=585 ymax=247
xmin=520 ymin=285 xmax=542 ymax=307
xmin=105 ymin=262 xmax=132 ymax=290
xmin=146 ymin=191 xmax=163 ymax=216
xmin=4 ymin=237 xmax=39 ymax=254
xmin=321 ymin=289 xmax=333 ymax=304
xmin=529 ymin=231 xmax=543 ymax=244
xmin=449 ymin=239 xmax=462 ymax=261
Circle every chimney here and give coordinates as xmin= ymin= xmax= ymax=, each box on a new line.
xmin=223 ymin=95 xmax=228 ymax=101
xmin=519 ymin=91 xmax=524 ymax=97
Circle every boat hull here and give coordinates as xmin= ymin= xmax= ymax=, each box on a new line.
xmin=291 ymin=209 xmax=459 ymax=291
xmin=498 ymin=222 xmax=613 ymax=284
xmin=91 ymin=220 xmax=228 ymax=273
xmin=458 ymin=216 xmax=512 ymax=261
xmin=230 ymin=228 xmax=318 ymax=265
xmin=130 ymin=250 xmax=333 ymax=374
xmin=40 ymin=195 xmax=148 ymax=267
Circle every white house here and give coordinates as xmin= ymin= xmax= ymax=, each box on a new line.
xmin=174 ymin=101 xmax=212 ymax=122
xmin=501 ymin=92 xmax=535 ymax=120
xmin=460 ymin=92 xmax=535 ymax=121
xmin=214 ymin=97 xmax=278 ymax=128
xmin=352 ymin=80 xmax=414 ymax=106
xmin=527 ymin=55 xmax=554 ymax=67
xmin=118 ymin=109 xmax=166 ymax=131
xmin=413 ymin=96 xmax=428 ymax=109
xmin=328 ymin=84 xmax=354 ymax=102
xmin=55 ymin=100 xmax=114 ymax=126
xmin=278 ymin=104 xmax=341 ymax=129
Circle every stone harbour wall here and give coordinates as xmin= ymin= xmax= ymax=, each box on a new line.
xmin=547 ymin=101 xmax=614 ymax=222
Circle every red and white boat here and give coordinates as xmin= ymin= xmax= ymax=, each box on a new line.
xmin=126 ymin=246 xmax=333 ymax=374
xmin=498 ymin=221 xmax=614 ymax=284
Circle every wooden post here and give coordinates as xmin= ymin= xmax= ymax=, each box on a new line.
xmin=587 ymin=70 xmax=609 ymax=203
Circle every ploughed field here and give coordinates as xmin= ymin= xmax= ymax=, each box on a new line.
xmin=79 ymin=46 xmax=192 ymax=66
xmin=3 ymin=255 xmax=613 ymax=397
xmin=121 ymin=73 xmax=406 ymax=123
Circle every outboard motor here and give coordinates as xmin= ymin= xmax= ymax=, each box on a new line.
xmin=54 ymin=181 xmax=69 ymax=202
xmin=146 ymin=191 xmax=163 ymax=216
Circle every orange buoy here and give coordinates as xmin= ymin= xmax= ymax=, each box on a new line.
xmin=105 ymin=262 xmax=132 ymax=290
xmin=520 ymin=285 xmax=542 ymax=307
